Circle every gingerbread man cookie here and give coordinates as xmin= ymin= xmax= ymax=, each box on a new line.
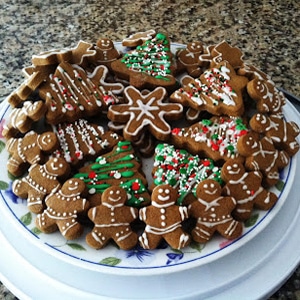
xmin=6 ymin=130 xmax=59 ymax=177
xmin=189 ymin=179 xmax=243 ymax=242
xmin=86 ymin=186 xmax=138 ymax=250
xmin=236 ymin=132 xmax=290 ymax=187
xmin=249 ymin=113 xmax=300 ymax=157
xmin=94 ymin=38 xmax=121 ymax=70
xmin=36 ymin=178 xmax=89 ymax=240
xmin=176 ymin=41 xmax=204 ymax=77
xmin=246 ymin=78 xmax=286 ymax=114
xmin=12 ymin=157 xmax=70 ymax=213
xmin=139 ymin=184 xmax=191 ymax=250
xmin=221 ymin=160 xmax=278 ymax=221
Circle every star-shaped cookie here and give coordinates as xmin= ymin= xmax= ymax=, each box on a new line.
xmin=107 ymin=86 xmax=183 ymax=141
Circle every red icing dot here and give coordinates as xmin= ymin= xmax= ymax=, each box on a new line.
xmin=88 ymin=171 xmax=97 ymax=179
xmin=132 ymin=181 xmax=140 ymax=191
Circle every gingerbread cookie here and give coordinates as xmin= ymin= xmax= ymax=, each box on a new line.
xmin=94 ymin=38 xmax=121 ymax=70
xmin=152 ymin=143 xmax=222 ymax=205
xmin=53 ymin=119 xmax=121 ymax=167
xmin=12 ymin=157 xmax=70 ymax=213
xmin=6 ymin=130 xmax=58 ymax=177
xmin=2 ymin=100 xmax=47 ymax=138
xmin=36 ymin=178 xmax=89 ymax=240
xmin=108 ymin=86 xmax=183 ymax=142
xmin=32 ymin=40 xmax=97 ymax=68
xmin=122 ymin=29 xmax=156 ymax=47
xmin=86 ymin=186 xmax=138 ymax=250
xmin=221 ymin=160 xmax=278 ymax=221
xmin=39 ymin=62 xmax=123 ymax=124
xmin=74 ymin=140 xmax=150 ymax=208
xmin=176 ymin=41 xmax=204 ymax=77
xmin=171 ymin=116 xmax=248 ymax=163
xmin=250 ymin=113 xmax=300 ymax=156
xmin=199 ymin=40 xmax=244 ymax=69
xmin=189 ymin=179 xmax=243 ymax=242
xmin=246 ymin=77 xmax=286 ymax=114
xmin=139 ymin=184 xmax=191 ymax=250
xmin=236 ymin=132 xmax=290 ymax=187
xmin=170 ymin=61 xmax=248 ymax=117
xmin=7 ymin=72 xmax=49 ymax=107
xmin=111 ymin=32 xmax=178 ymax=91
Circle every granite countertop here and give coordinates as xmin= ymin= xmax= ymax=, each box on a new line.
xmin=0 ymin=1 xmax=300 ymax=299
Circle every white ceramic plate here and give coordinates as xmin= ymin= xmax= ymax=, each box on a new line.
xmin=0 ymin=101 xmax=299 ymax=300
xmin=0 ymin=44 xmax=293 ymax=274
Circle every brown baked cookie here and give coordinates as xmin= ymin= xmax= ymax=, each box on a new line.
xmin=6 ymin=130 xmax=59 ymax=177
xmin=111 ymin=32 xmax=178 ymax=91
xmin=236 ymin=131 xmax=290 ymax=187
xmin=39 ymin=62 xmax=123 ymax=124
xmin=139 ymin=184 xmax=191 ymax=250
xmin=86 ymin=186 xmax=138 ymax=250
xmin=2 ymin=100 xmax=47 ymax=138
xmin=250 ymin=113 xmax=300 ymax=156
xmin=170 ymin=61 xmax=248 ymax=117
xmin=36 ymin=178 xmax=89 ymax=240
xmin=74 ymin=140 xmax=150 ymax=208
xmin=221 ymin=159 xmax=278 ymax=221
xmin=170 ymin=116 xmax=248 ymax=163
xmin=199 ymin=41 xmax=244 ymax=69
xmin=7 ymin=72 xmax=49 ymax=107
xmin=32 ymin=40 xmax=97 ymax=68
xmin=152 ymin=143 xmax=223 ymax=206
xmin=107 ymin=86 xmax=183 ymax=142
xmin=52 ymin=118 xmax=121 ymax=167
xmin=246 ymin=77 xmax=286 ymax=114
xmin=94 ymin=38 xmax=122 ymax=70
xmin=189 ymin=179 xmax=243 ymax=242
xmin=176 ymin=41 xmax=205 ymax=77
xmin=12 ymin=157 xmax=70 ymax=213
xmin=122 ymin=29 xmax=156 ymax=47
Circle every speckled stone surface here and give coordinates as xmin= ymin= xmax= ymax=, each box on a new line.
xmin=0 ymin=1 xmax=300 ymax=299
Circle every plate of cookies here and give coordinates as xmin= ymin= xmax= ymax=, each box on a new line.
xmin=0 ymin=30 xmax=300 ymax=298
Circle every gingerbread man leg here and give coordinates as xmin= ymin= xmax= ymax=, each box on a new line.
xmin=192 ymin=222 xmax=215 ymax=243
xmin=86 ymin=228 xmax=111 ymax=249
xmin=139 ymin=230 xmax=162 ymax=250
xmin=163 ymin=227 xmax=191 ymax=249
xmin=36 ymin=210 xmax=57 ymax=233
xmin=56 ymin=218 xmax=84 ymax=240
xmin=112 ymin=226 xmax=138 ymax=250
xmin=254 ymin=189 xmax=278 ymax=210
xmin=217 ymin=219 xmax=243 ymax=240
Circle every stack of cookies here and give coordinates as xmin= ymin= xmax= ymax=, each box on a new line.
xmin=3 ymin=30 xmax=299 ymax=250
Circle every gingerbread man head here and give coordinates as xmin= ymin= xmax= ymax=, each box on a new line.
xmin=101 ymin=185 xmax=128 ymax=207
xmin=151 ymin=184 xmax=178 ymax=207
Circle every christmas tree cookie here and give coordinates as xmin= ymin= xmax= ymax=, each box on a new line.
xmin=152 ymin=143 xmax=222 ymax=205
xmin=74 ymin=140 xmax=150 ymax=208
xmin=111 ymin=32 xmax=178 ymax=91
xmin=170 ymin=61 xmax=248 ymax=116
xmin=170 ymin=116 xmax=248 ymax=163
